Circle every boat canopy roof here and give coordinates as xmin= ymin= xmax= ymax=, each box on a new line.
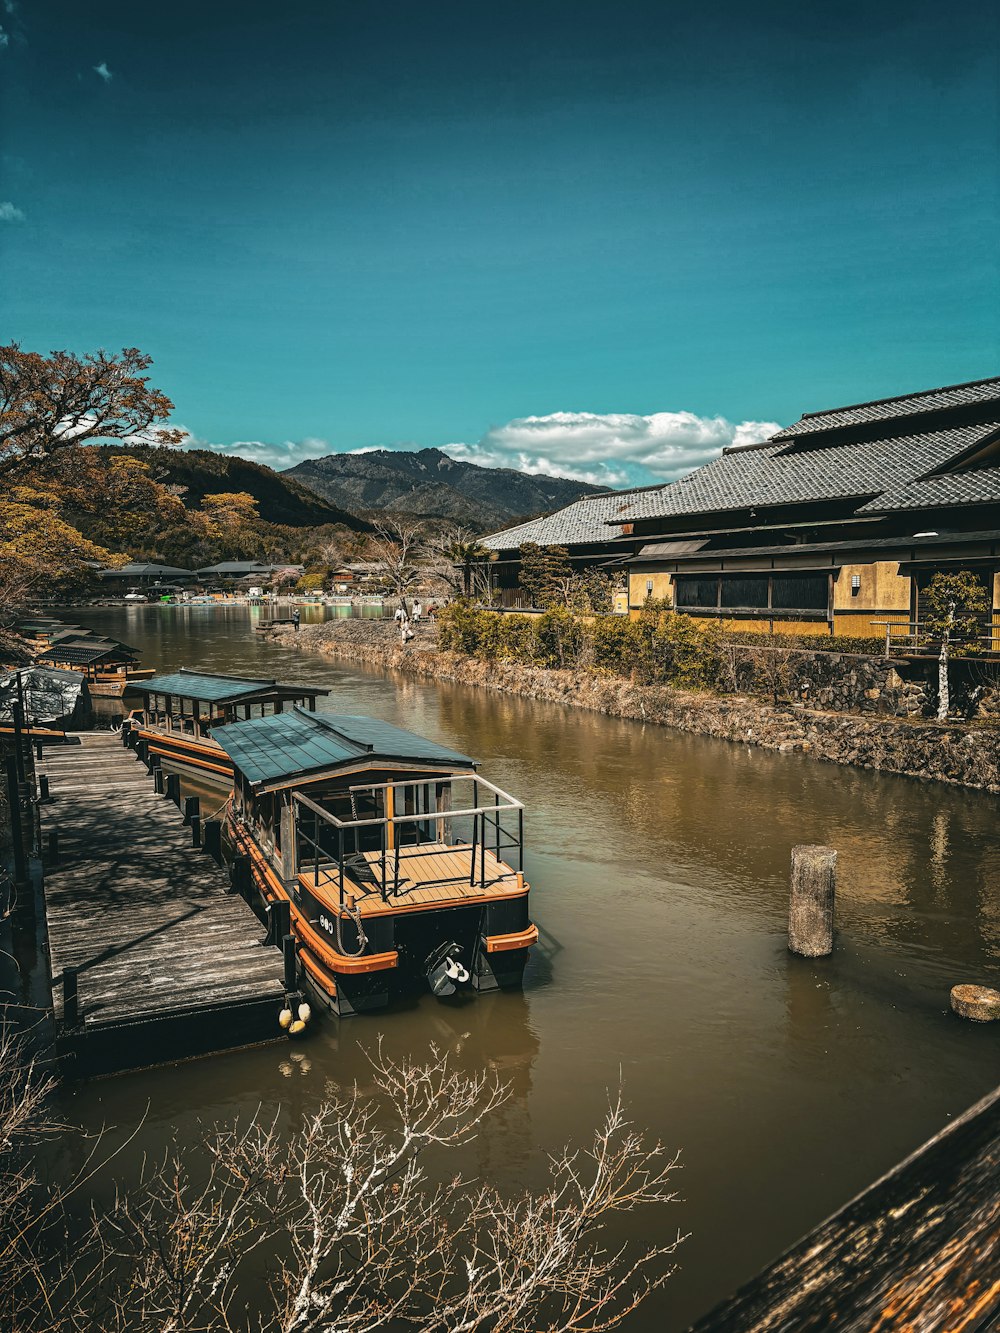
xmin=214 ymin=707 xmax=476 ymax=788
xmin=37 ymin=642 xmax=138 ymax=665
xmin=136 ymin=669 xmax=330 ymax=705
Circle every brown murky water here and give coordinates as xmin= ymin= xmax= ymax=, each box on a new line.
xmin=33 ymin=606 xmax=1000 ymax=1328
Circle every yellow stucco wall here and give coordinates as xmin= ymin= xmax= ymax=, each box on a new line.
xmin=718 ymin=617 xmax=831 ymax=636
xmin=628 ymin=571 xmax=674 ymax=608
xmin=832 ymin=561 xmax=911 ymax=613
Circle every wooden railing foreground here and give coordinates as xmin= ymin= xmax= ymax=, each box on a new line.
xmin=687 ymin=1082 xmax=1000 ymax=1331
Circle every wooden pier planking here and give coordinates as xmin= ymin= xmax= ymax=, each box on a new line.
xmin=39 ymin=733 xmax=284 ymax=1076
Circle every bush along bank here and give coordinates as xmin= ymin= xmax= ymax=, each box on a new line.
xmin=280 ymin=613 xmax=1000 ymax=793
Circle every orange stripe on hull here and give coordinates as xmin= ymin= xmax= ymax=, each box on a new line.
xmin=231 ymin=824 xmax=399 ymax=980
xmin=140 ymin=731 xmax=234 ymax=777
xmin=485 ymin=924 xmax=539 ymax=953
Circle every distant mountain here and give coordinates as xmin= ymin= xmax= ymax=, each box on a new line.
xmin=284 ymin=448 xmax=604 ymax=529
xmin=109 ymin=446 xmax=372 ymax=531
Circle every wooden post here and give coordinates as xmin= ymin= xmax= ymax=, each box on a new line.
xmin=203 ymin=819 xmax=222 ymax=864
xmin=282 ymin=933 xmax=297 ymax=990
xmin=166 ymin=772 xmax=180 ymax=806
xmin=385 ymin=784 xmax=395 ymax=852
xmin=153 ymin=767 xmax=165 ymax=795
xmin=190 ymin=814 xmax=202 ymax=847
xmin=38 ymin=774 xmax=50 ymax=803
xmin=789 ymin=845 xmax=837 ymax=957
xmin=63 ymin=966 xmax=79 ymax=1026
xmin=5 ymin=757 xmax=27 ymax=886
xmin=47 ymin=828 xmax=59 ymax=866
xmin=230 ymin=853 xmax=251 ymax=900
xmin=183 ymin=794 xmax=200 ymax=826
xmin=280 ymin=800 xmax=296 ymax=886
xmin=12 ymin=702 xmax=25 ymax=782
xmin=267 ymin=898 xmax=291 ymax=946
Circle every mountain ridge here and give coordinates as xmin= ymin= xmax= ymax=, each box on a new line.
xmin=284 ymin=447 xmax=605 ymax=528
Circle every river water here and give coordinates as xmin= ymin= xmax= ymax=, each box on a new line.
xmin=42 ymin=606 xmax=1000 ymax=1328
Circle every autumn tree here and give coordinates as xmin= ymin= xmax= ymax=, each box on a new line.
xmin=0 ymin=344 xmax=183 ymax=473
xmin=922 ymin=571 xmax=989 ymax=719
xmin=199 ymin=492 xmax=264 ymax=558
xmin=0 ymin=486 xmax=119 ymax=624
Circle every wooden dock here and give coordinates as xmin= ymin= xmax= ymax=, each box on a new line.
xmin=39 ymin=733 xmax=285 ymax=1077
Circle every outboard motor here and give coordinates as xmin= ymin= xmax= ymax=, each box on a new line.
xmin=424 ymin=940 xmax=470 ymax=997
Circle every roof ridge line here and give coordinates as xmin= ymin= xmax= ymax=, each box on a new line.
xmin=788 ymin=374 xmax=1000 ymax=425
xmin=177 ymin=668 xmax=277 ymax=685
xmin=292 ymin=706 xmax=373 ymax=752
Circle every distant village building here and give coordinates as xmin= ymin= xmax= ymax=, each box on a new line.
xmin=194 ymin=561 xmax=305 ymax=582
xmin=97 ymin=562 xmax=196 ymax=589
xmin=481 ymin=376 xmax=1000 ymax=638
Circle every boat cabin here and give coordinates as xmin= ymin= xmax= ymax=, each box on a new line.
xmin=213 ymin=707 xmax=536 ymax=1015
xmin=129 ymin=669 xmax=329 ymax=740
xmin=124 ymin=669 xmax=330 ymax=783
xmin=36 ymin=634 xmax=144 ymax=680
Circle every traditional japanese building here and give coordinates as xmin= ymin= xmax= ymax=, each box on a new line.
xmin=483 ymin=376 xmax=1000 ymax=640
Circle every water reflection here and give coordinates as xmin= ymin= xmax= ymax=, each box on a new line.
xmin=35 ymin=605 xmax=1000 ymax=1331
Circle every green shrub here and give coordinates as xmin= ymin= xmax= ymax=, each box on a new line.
xmin=438 ymin=605 xmax=887 ymax=694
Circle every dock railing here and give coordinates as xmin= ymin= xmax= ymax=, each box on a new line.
xmin=292 ymin=774 xmax=524 ymax=909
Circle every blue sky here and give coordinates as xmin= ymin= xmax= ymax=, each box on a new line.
xmin=2 ymin=0 xmax=998 ymax=488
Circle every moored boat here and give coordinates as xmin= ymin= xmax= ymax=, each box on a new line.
xmin=23 ymin=619 xmax=154 ymax=698
xmin=212 ymin=707 xmax=537 ymax=1015
xmin=123 ymin=669 xmax=330 ymax=784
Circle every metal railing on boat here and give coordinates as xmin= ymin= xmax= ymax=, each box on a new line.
xmin=290 ymin=774 xmax=524 ymax=910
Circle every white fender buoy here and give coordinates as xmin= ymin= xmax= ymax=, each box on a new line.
xmin=289 ymin=1018 xmax=306 ymax=1036
xmin=279 ymin=1007 xmax=293 ymax=1030
xmin=297 ymin=1002 xmax=312 ymax=1023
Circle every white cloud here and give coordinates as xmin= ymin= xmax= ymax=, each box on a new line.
xmin=440 ymin=410 xmax=783 ymax=488
xmin=174 ymin=409 xmax=783 ymax=489
xmin=0 ymin=200 xmax=24 ymax=222
xmin=176 ymin=430 xmax=331 ymax=471
xmin=93 ymin=61 xmax=112 ymax=83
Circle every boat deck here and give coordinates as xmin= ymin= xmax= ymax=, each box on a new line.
xmin=300 ymin=841 xmax=525 ymax=916
xmin=39 ymin=732 xmax=284 ymax=1076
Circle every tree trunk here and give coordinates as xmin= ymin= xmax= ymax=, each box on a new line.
xmin=937 ymin=602 xmax=954 ymax=721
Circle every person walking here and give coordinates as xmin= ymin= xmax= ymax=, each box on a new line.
xmin=412 ymin=599 xmax=422 ymax=623
xmin=292 ymin=608 xmax=301 ymax=631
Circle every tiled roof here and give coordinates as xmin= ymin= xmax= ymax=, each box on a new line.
xmin=773 ymin=376 xmax=1000 ymax=439
xmin=37 ymin=643 xmax=134 ymax=666
xmin=481 ymin=487 xmax=664 ymax=551
xmin=610 ymin=422 xmax=1000 ymax=524
xmin=859 ymin=466 xmax=1000 ymax=512
xmin=136 ymin=670 xmax=328 ymax=703
xmin=214 ymin=708 xmax=474 ymax=786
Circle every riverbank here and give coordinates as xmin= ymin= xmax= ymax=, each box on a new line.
xmin=270 ymin=618 xmax=1000 ymax=793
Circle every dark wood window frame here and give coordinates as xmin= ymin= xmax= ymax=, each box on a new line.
xmin=673 ymin=571 xmax=832 ymax=619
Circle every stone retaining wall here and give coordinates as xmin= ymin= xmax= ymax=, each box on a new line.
xmin=271 ymin=620 xmax=1000 ymax=793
